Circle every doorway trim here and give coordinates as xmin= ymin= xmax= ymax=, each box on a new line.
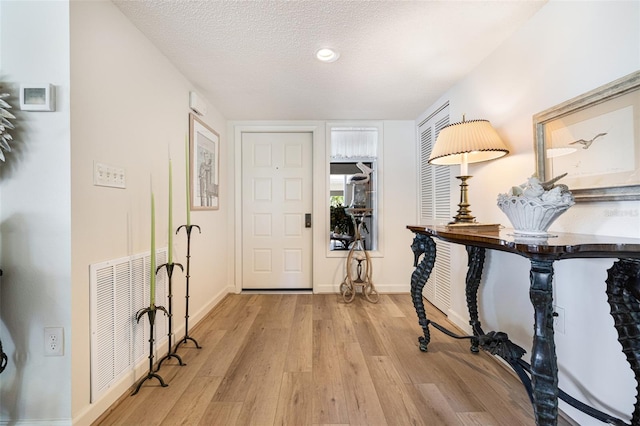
xmin=233 ymin=124 xmax=322 ymax=294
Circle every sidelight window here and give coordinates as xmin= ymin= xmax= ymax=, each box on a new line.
xmin=328 ymin=124 xmax=381 ymax=253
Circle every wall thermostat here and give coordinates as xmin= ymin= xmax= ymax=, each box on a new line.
xmin=20 ymin=84 xmax=55 ymax=111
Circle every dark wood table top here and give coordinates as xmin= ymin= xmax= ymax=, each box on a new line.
xmin=407 ymin=225 xmax=640 ymax=261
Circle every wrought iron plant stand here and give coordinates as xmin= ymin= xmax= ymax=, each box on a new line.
xmin=155 ymin=261 xmax=185 ymax=370
xmin=340 ymin=208 xmax=378 ymax=303
xmin=131 ymin=263 xmax=169 ymax=395
xmin=175 ymin=224 xmax=202 ymax=350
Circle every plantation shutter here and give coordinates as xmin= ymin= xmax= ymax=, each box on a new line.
xmin=417 ymin=103 xmax=452 ymax=313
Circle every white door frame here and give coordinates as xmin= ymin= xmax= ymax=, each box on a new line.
xmin=234 ymin=124 xmax=322 ymax=293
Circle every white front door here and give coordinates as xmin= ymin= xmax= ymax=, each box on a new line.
xmin=241 ymin=132 xmax=313 ymax=289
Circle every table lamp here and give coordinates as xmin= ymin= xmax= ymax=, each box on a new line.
xmin=428 ymin=117 xmax=509 ymax=227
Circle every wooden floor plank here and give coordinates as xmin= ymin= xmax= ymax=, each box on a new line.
xmin=159 ymin=376 xmax=222 ymax=425
xmin=201 ymin=294 xmax=250 ymax=331
xmin=312 ymin=319 xmax=350 ymax=425
xmin=197 ymin=305 xmax=260 ymax=378
xmin=366 ymin=355 xmax=427 ymax=426
xmin=258 ymin=294 xmax=297 ymax=329
xmin=198 ymin=401 xmax=243 ymax=425
xmin=273 ymin=372 xmax=313 ymax=425
xmin=441 ymin=351 xmax=534 ymax=425
xmin=336 ymin=342 xmax=387 ymax=425
xmin=313 ymin=294 xmax=336 ymax=320
xmin=94 ymin=294 xmax=572 ymax=426
xmin=362 ymin=293 xmax=407 ymax=319
xmin=346 ymin=298 xmax=389 ymax=357
xmin=284 ymin=302 xmax=313 ymax=372
xmin=213 ymin=325 xmax=287 ymax=403
xmin=457 ymin=411 xmax=500 ymax=425
xmin=232 ymin=327 xmax=291 ymax=425
xmin=387 ymin=293 xmax=420 ymax=319
xmin=362 ymin=306 xmax=420 ymax=377
xmin=415 ymin=383 xmax=461 ymax=426
xmin=328 ymin=299 xmax=359 ymax=345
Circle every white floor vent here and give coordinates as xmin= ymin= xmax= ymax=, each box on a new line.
xmin=89 ymin=249 xmax=168 ymax=403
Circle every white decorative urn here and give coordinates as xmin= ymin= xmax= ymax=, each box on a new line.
xmin=497 ymin=174 xmax=575 ymax=236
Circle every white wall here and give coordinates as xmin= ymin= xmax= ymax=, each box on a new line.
xmin=0 ymin=1 xmax=72 ymax=424
xmin=416 ymin=1 xmax=640 ymax=424
xmin=69 ymin=2 xmax=230 ymax=425
xmin=4 ymin=0 xmax=636 ymax=424
xmin=1 ymin=1 xmax=415 ymax=423
xmin=228 ymin=120 xmax=417 ymax=295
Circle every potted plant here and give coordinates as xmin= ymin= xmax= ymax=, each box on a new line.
xmin=330 ymin=203 xmax=354 ymax=237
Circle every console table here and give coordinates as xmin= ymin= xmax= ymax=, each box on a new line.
xmin=407 ymin=225 xmax=640 ymax=426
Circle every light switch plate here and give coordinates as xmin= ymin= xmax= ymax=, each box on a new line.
xmin=94 ymin=162 xmax=126 ymax=189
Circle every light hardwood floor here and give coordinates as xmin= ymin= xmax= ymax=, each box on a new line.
xmin=94 ymin=293 xmax=570 ymax=425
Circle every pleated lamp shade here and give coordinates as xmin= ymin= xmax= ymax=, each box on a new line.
xmin=428 ymin=119 xmax=509 ymax=166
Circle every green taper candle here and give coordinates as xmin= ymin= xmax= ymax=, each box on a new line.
xmin=185 ymin=135 xmax=191 ymax=226
xmin=168 ymin=158 xmax=173 ymax=264
xmin=150 ymin=191 xmax=156 ymax=307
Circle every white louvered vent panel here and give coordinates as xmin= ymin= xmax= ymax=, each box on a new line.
xmin=89 ymin=249 xmax=168 ymax=404
xmin=434 ymin=166 xmax=451 ymax=221
xmin=154 ymin=251 xmax=169 ymax=339
xmin=94 ymin=266 xmax=115 ymax=394
xmin=434 ymin=116 xmax=449 ymax=135
xmin=433 ymin=115 xmax=451 ymax=222
xmin=419 ymin=125 xmax=434 ymax=223
xmin=417 ymin=105 xmax=452 ymax=313
xmin=423 ymin=270 xmax=436 ymax=304
xmin=434 ymin=241 xmax=452 ymax=312
xmin=432 ymin=115 xmax=452 ymax=312
xmin=114 ymin=262 xmax=132 ymax=377
xmin=131 ymin=256 xmax=146 ymax=361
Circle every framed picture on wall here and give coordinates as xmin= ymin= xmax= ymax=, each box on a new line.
xmin=190 ymin=113 xmax=220 ymax=210
xmin=533 ymin=70 xmax=640 ymax=201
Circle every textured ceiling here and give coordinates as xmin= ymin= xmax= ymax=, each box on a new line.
xmin=113 ymin=1 xmax=546 ymax=120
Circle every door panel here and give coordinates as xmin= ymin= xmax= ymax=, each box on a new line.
xmin=242 ymin=132 xmax=313 ymax=289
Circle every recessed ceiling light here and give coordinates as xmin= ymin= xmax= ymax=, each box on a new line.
xmin=316 ymin=48 xmax=340 ymax=63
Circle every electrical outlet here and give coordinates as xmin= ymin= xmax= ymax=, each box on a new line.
xmin=44 ymin=327 xmax=64 ymax=356
xmin=553 ymin=305 xmax=565 ymax=334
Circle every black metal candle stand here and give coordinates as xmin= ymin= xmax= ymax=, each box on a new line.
xmin=131 ymin=301 xmax=169 ymax=395
xmin=155 ymin=262 xmax=185 ymax=371
xmin=175 ymin=224 xmax=202 ymax=350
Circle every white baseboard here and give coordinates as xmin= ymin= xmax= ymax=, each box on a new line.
xmin=445 ymin=308 xmax=473 ymax=335
xmin=314 ymin=283 xmax=409 ymax=294
xmin=0 ymin=421 xmax=71 ymax=426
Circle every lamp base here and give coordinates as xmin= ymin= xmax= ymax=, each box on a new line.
xmin=452 ymin=175 xmax=475 ymax=223
xmin=448 ymin=175 xmax=500 ymax=232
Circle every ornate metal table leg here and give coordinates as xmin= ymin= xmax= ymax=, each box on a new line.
xmin=465 ymin=245 xmax=486 ymax=353
xmin=410 ymin=233 xmax=437 ymax=352
xmin=0 ymin=339 xmax=7 ymax=375
xmin=605 ymin=258 xmax=640 ymax=425
xmin=529 ymin=259 xmax=558 ymax=425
